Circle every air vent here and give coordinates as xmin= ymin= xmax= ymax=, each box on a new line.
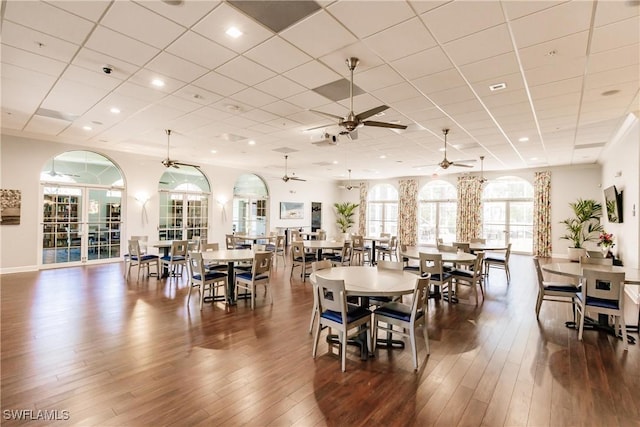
xmin=273 ymin=147 xmax=298 ymax=154
xmin=312 ymin=79 xmax=364 ymax=102
xmin=35 ymin=108 xmax=79 ymax=122
xmin=217 ymin=133 xmax=246 ymax=142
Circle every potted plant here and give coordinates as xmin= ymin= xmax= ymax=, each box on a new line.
xmin=334 ymin=202 xmax=359 ymax=237
xmin=560 ymin=198 xmax=604 ymax=261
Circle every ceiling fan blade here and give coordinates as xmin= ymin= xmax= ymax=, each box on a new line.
xmin=309 ymin=110 xmax=344 ymax=120
xmin=356 ymin=105 xmax=389 ymax=120
xmin=362 ymin=120 xmax=408 ymax=129
xmin=290 ymin=177 xmax=307 ymax=182
xmin=173 ymin=161 xmax=200 ymax=168
xmin=452 ymin=162 xmax=474 ymax=168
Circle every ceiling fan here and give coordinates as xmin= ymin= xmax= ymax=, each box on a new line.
xmin=339 ymin=169 xmax=360 ymax=191
xmin=436 ymin=128 xmax=475 ymax=170
xmin=281 ymin=155 xmax=306 ymax=182
xmin=44 ymin=158 xmax=79 ymax=178
xmin=161 ymin=129 xmax=200 ymax=169
xmin=479 ymin=155 xmax=488 ymax=184
xmin=308 ymin=57 xmax=407 ymax=139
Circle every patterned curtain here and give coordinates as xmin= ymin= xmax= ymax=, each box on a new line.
xmin=358 ymin=182 xmax=368 ymax=236
xmin=398 ymin=179 xmax=418 ymax=245
xmin=456 ymin=176 xmax=482 ymax=242
xmin=533 ymin=171 xmax=552 ymax=257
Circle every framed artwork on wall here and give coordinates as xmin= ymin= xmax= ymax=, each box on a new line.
xmin=280 ymin=202 xmax=304 ymax=219
xmin=0 ymin=189 xmax=21 ymax=225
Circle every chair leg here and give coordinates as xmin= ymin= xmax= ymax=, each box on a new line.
xmin=341 ymin=331 xmax=347 ymax=372
xmin=535 ymin=290 xmax=544 ymax=318
xmin=312 ymin=321 xmax=321 ymax=358
xmin=422 ymin=322 xmax=430 ymax=355
xmin=619 ymin=316 xmax=628 ymax=351
xmin=409 ymin=328 xmax=418 ymax=371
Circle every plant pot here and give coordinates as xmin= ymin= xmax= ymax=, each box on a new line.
xmin=567 ymin=247 xmax=586 ymax=262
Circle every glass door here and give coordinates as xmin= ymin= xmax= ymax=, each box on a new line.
xmin=483 ymin=201 xmax=533 ymax=253
xmin=159 ymin=192 xmax=208 ymax=241
xmin=42 ymin=186 xmax=122 ymax=266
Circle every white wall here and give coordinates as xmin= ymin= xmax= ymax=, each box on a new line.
xmin=0 ymin=134 xmax=342 ymax=273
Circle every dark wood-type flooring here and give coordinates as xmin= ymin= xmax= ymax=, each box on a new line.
xmin=1 ymin=255 xmax=639 ymax=426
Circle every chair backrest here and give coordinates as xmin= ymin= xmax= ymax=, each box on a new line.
xmin=188 ymin=251 xmax=206 ymax=278
xmin=437 ymin=244 xmax=456 ymax=253
xmin=171 ymin=240 xmax=188 ymax=257
xmin=380 ymin=232 xmax=391 ymax=239
xmin=504 ymin=243 xmax=512 ymax=261
xmin=340 ymin=241 xmax=352 ymax=263
xmin=580 ymin=256 xmax=613 ymax=266
xmin=419 ymin=252 xmax=445 ymax=278
xmin=388 ymin=236 xmax=398 ymax=250
xmin=471 ymin=252 xmax=485 ymax=277
xmin=275 ymin=235 xmax=285 ymax=252
xmin=453 ymin=242 xmax=470 ymax=253
xmin=470 ymin=238 xmax=486 ymax=244
xmin=290 ymin=230 xmax=301 ymax=241
xmin=532 ymin=257 xmax=545 ymax=291
xmin=312 ymin=260 xmax=332 ymax=272
xmin=436 ymin=238 xmax=443 ymax=244
xmin=377 ymin=260 xmax=404 ymax=271
xmin=128 ymin=239 xmax=142 ymax=257
xmin=201 ymin=242 xmax=219 ymax=252
xmin=351 ymin=235 xmax=364 ymax=250
xmin=315 ymin=276 xmax=347 ymax=315
xmin=130 ymin=235 xmax=148 ymax=253
xmin=291 ymin=241 xmax=305 ymax=260
xmin=317 ymin=230 xmax=327 ymax=240
xmin=252 ymin=251 xmax=272 ymax=277
xmin=410 ymin=277 xmax=431 ymax=320
xmin=587 ymin=250 xmax=605 ymax=259
xmin=582 ymin=269 xmax=625 ymax=306
xmin=225 ymin=234 xmax=236 ymax=249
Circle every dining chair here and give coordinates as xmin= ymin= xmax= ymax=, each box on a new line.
xmin=373 ymin=276 xmax=431 ymax=371
xmin=235 ymin=251 xmax=273 ymax=310
xmin=123 ymin=235 xmax=149 ymax=277
xmin=317 ymin=230 xmax=327 ymax=241
xmin=579 ymin=256 xmax=613 ymax=266
xmin=126 ymin=239 xmax=159 ymax=282
xmin=351 ymin=235 xmax=370 ymax=266
xmin=419 ymin=252 xmax=453 ymax=302
xmin=161 ymin=240 xmax=188 ymax=278
xmin=322 ymin=241 xmax=352 ymax=267
xmin=470 ymin=238 xmax=486 ymax=244
xmin=450 ymin=252 xmax=485 ymax=306
xmin=533 ymin=257 xmax=579 ymax=319
xmin=452 ymin=242 xmax=470 ymax=253
xmin=576 ymin=269 xmax=627 ymax=350
xmin=378 ymin=236 xmax=398 ymax=262
xmin=187 ymin=251 xmax=227 ymax=310
xmin=400 ymin=244 xmax=420 ymax=273
xmin=290 ymin=240 xmax=315 ymax=282
xmin=312 ymin=275 xmax=372 ymax=372
xmin=484 ymin=243 xmax=512 ymax=283
xmin=270 ymin=235 xmax=286 ymax=268
xmin=201 ymin=242 xmax=227 ymax=272
xmin=309 ymin=260 xmax=333 ymax=334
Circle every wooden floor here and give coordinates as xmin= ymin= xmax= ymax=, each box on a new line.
xmin=1 ymin=255 xmax=639 ymax=426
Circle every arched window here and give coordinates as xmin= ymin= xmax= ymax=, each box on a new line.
xmin=418 ymin=180 xmax=457 ymax=245
xmin=482 ymin=176 xmax=534 ymax=253
xmin=158 ymin=166 xmax=210 ymax=241
xmin=40 ymin=151 xmax=124 ymax=266
xmin=366 ymin=184 xmax=398 ymax=236
xmin=233 ymin=174 xmax=269 ymax=235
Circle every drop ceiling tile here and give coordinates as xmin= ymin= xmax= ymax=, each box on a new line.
xmin=157 ymin=95 xmax=202 ymax=114
xmin=428 ymin=86 xmax=477 ymax=107
xmin=509 ymin=1 xmax=592 ymax=48
xmin=412 ymin=68 xmax=466 ymax=96
xmin=71 ymin=48 xmax=139 ymax=80
xmin=590 ymin=16 xmax=640 ymax=53
xmin=2 ymin=21 xmax=81 ymax=62
xmin=230 ymin=87 xmax=278 ymax=108
xmin=392 ymin=46 xmax=453 ymax=80
xmin=443 ymin=24 xmax=514 ymax=67
xmin=372 ymin=82 xmax=423 ymax=104
xmin=192 ymin=3 xmax=274 ymax=54
xmin=42 ymin=79 xmax=110 ymax=116
xmin=408 ymin=0 xmax=449 ymax=15
xmin=319 ymin=42 xmax=384 ymax=75
xmin=239 ymin=108 xmax=279 ymax=124
xmin=517 ymin=31 xmax=589 ymax=70
xmin=525 ymin=57 xmax=587 ymax=87
xmin=286 ymin=91 xmax=332 ymax=110
xmin=145 ymin=52 xmax=208 ymax=83
xmin=114 ymin=81 xmax=167 ymax=103
xmin=390 ymin=96 xmax=434 ymax=113
xmin=46 ymin=0 xmax=111 ymax=21
xmin=1 ymin=63 xmax=58 ymax=113
xmin=529 ymin=77 xmax=583 ymax=100
xmin=458 ymin=52 xmax=520 ymax=83
xmin=280 ymin=10 xmax=357 ymax=58
xmin=354 ymin=65 xmax=404 ymax=92
xmin=245 ymin=36 xmax=312 ymax=73
xmin=60 ymin=64 xmax=121 ymax=91
xmin=130 ymin=69 xmax=186 ymax=94
xmin=261 ymin=100 xmax=303 ymax=117
xmin=166 ymin=31 xmax=237 ymax=70
xmin=101 ymin=1 xmax=186 ymax=49
xmin=1 ymin=44 xmax=67 ymax=78
xmin=192 ymin=71 xmax=247 ymax=97
xmin=327 ymin=0 xmax=414 ymax=39
xmin=584 ymin=65 xmax=639 ymax=91
xmin=441 ymin=99 xmax=486 ymax=116
xmin=470 ymin=72 xmax=525 ymax=98
xmin=482 ymin=89 xmax=530 ymax=109
xmin=85 ymin=26 xmax=160 ymax=66
xmin=228 ymin=0 xmax=321 ymax=33
xmin=502 ymin=1 xmax=565 ymax=21
xmin=216 ymin=56 xmax=276 ymax=86
xmin=4 ymin=1 xmax=94 ymax=44
xmin=588 ymin=43 xmax=639 ymax=75
xmin=134 ymin=0 xmax=220 ymax=27
xmin=24 ymin=114 xmax=70 ymax=135
xmin=593 ymin=0 xmax=640 ymax=27
xmin=255 ymin=75 xmax=307 ymax=99
xmin=420 ymin=1 xmax=505 ymax=43
xmin=283 ymin=60 xmax=342 ymax=89
xmin=364 ymin=17 xmax=436 ymax=62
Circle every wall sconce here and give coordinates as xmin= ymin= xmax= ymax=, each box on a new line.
xmin=135 ymin=192 xmax=150 ymax=225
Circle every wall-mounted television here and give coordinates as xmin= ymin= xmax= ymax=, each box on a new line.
xmin=603 ymin=185 xmax=623 ymax=223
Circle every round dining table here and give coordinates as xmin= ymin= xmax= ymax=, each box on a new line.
xmin=303 ymin=240 xmax=346 ymax=259
xmin=201 ymin=249 xmax=258 ymax=303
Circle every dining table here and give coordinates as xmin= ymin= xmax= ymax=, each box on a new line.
xmin=364 ymin=236 xmax=390 ymax=265
xmin=152 ymin=240 xmax=195 ymax=277
xmin=310 ymin=266 xmax=419 ymax=359
xmin=303 ymin=239 xmax=346 ymax=260
xmin=201 ymin=249 xmax=258 ymax=303
xmin=542 ymin=261 xmax=640 ymax=342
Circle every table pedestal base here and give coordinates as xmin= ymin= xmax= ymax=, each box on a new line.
xmin=565 ymin=318 xmax=636 ymax=345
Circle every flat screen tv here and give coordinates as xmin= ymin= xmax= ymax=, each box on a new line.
xmin=603 ymin=185 xmax=623 ymax=223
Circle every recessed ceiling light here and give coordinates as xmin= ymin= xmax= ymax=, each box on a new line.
xmin=332 ymin=160 xmax=338 ymax=164
xmin=110 ymin=107 xmax=120 ymax=114
xmin=518 ymin=137 xmax=529 ymax=142
xmin=210 ymin=150 xmax=217 ymax=154
xmin=530 ymin=157 xmax=538 ymax=161
xmin=489 ymin=82 xmax=507 ymax=91
xmin=248 ymin=140 xmax=256 ymax=145
xmin=226 ymin=27 xmax=243 ymax=38
xmin=82 ymin=125 xmax=92 ymax=131
xmin=151 ymin=78 xmax=165 ymax=87
xmin=379 ymin=155 xmax=386 ymax=159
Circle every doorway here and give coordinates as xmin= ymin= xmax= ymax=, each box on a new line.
xmin=311 ymin=202 xmax=322 ymax=231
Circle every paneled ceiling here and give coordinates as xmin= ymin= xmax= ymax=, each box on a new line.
xmin=2 ymin=0 xmax=639 ymax=181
